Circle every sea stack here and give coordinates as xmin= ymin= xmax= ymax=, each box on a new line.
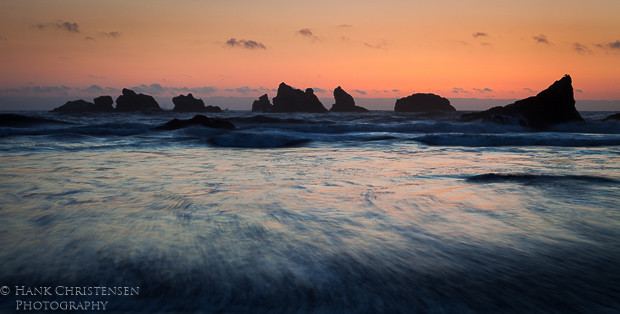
xmin=172 ymin=93 xmax=221 ymax=113
xmin=252 ymin=94 xmax=273 ymax=112
xmin=115 ymin=88 xmax=162 ymax=112
xmin=330 ymin=86 xmax=369 ymax=112
xmin=394 ymin=93 xmax=455 ymax=113
xmin=461 ymin=75 xmax=583 ymax=128
xmin=271 ymin=82 xmax=328 ymax=113
xmin=52 ymin=96 xmax=115 ymax=113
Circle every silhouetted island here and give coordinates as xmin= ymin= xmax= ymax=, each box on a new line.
xmin=272 ymin=83 xmax=328 ymax=113
xmin=394 ymin=93 xmax=455 ymax=113
xmin=154 ymin=115 xmax=235 ymax=130
xmin=172 ymin=93 xmax=222 ymax=113
xmin=461 ymin=75 xmax=583 ymax=128
xmin=252 ymin=94 xmax=273 ymax=112
xmin=52 ymin=96 xmax=114 ymax=113
xmin=330 ymin=86 xmax=369 ymax=112
xmin=602 ymin=113 xmax=620 ymax=121
xmin=115 ymin=88 xmax=162 ymax=112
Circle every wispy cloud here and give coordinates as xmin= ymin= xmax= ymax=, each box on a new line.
xmin=100 ymin=32 xmax=122 ymax=39
xmin=0 ymin=35 xmax=6 ymax=42
xmin=297 ymin=28 xmax=321 ymax=42
xmin=85 ymin=36 xmax=95 ymax=41
xmin=575 ymin=89 xmax=584 ymax=93
xmin=225 ymin=38 xmax=266 ymax=50
xmin=473 ymin=88 xmax=493 ymax=93
xmin=224 ymin=86 xmax=260 ymax=94
xmin=35 ymin=21 xmax=80 ymax=33
xmin=353 ymin=89 xmax=367 ymax=95
xmin=533 ymin=34 xmax=550 ymax=44
xmin=608 ymin=40 xmax=620 ymax=49
xmin=338 ymin=24 xmax=352 ymax=28
xmin=572 ymin=42 xmax=592 ymax=54
xmin=452 ymin=87 xmax=471 ymax=95
xmin=472 ymin=32 xmax=488 ymax=38
xmin=298 ymin=28 xmax=313 ymax=37
xmin=364 ymin=40 xmax=388 ymax=50
xmin=523 ymin=87 xmax=536 ymax=93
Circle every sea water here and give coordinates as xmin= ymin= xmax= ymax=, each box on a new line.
xmin=0 ymin=111 xmax=619 ymax=313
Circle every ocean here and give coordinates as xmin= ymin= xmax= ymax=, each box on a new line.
xmin=0 ymin=110 xmax=619 ymax=313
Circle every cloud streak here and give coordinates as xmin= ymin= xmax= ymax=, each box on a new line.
xmin=35 ymin=21 xmax=80 ymax=33
xmin=608 ymin=40 xmax=620 ymax=49
xmin=573 ymin=42 xmax=592 ymax=54
xmin=472 ymin=32 xmax=488 ymax=38
xmin=533 ymin=34 xmax=550 ymax=44
xmin=225 ymin=38 xmax=266 ymax=50
xmin=100 ymin=32 xmax=122 ymax=39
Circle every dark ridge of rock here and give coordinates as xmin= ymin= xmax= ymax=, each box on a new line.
xmin=252 ymin=94 xmax=273 ymax=112
xmin=394 ymin=93 xmax=455 ymax=113
xmin=172 ymin=93 xmax=206 ymax=112
xmin=330 ymin=86 xmax=369 ymax=112
xmin=204 ymin=105 xmax=223 ymax=113
xmin=52 ymin=97 xmax=114 ymax=113
xmin=93 ymin=95 xmax=114 ymax=108
xmin=461 ymin=75 xmax=583 ymax=128
xmin=0 ymin=113 xmax=69 ymax=128
xmin=602 ymin=113 xmax=620 ymax=121
xmin=154 ymin=114 xmax=236 ymax=131
xmin=115 ymin=88 xmax=162 ymax=112
xmin=271 ymin=83 xmax=328 ymax=113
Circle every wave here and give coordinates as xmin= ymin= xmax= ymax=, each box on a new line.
xmin=415 ymin=133 xmax=620 ymax=147
xmin=466 ymin=173 xmax=620 ymax=185
xmin=0 ymin=113 xmax=71 ymax=128
xmin=209 ymin=132 xmax=312 ymax=148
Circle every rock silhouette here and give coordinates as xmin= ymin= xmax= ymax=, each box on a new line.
xmin=172 ymin=93 xmax=222 ymax=113
xmin=272 ymin=83 xmax=328 ymax=113
xmin=52 ymin=96 xmax=115 ymax=113
xmin=154 ymin=114 xmax=236 ymax=131
xmin=115 ymin=88 xmax=162 ymax=112
xmin=252 ymin=94 xmax=273 ymax=112
xmin=461 ymin=75 xmax=583 ymax=128
xmin=602 ymin=113 xmax=620 ymax=121
xmin=330 ymin=86 xmax=369 ymax=112
xmin=394 ymin=93 xmax=455 ymax=113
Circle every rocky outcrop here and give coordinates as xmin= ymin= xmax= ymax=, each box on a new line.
xmin=173 ymin=93 xmax=203 ymax=112
xmin=394 ymin=93 xmax=455 ymax=113
xmin=602 ymin=113 xmax=620 ymax=121
xmin=461 ymin=75 xmax=583 ymax=128
xmin=330 ymin=86 xmax=369 ymax=112
xmin=171 ymin=93 xmax=222 ymax=113
xmin=252 ymin=94 xmax=273 ymax=112
xmin=271 ymin=83 xmax=328 ymax=113
xmin=154 ymin=115 xmax=235 ymax=131
xmin=115 ymin=88 xmax=162 ymax=112
xmin=94 ymin=95 xmax=114 ymax=108
xmin=52 ymin=97 xmax=114 ymax=113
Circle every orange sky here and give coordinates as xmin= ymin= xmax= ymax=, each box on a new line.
xmin=1 ymin=0 xmax=619 ymax=109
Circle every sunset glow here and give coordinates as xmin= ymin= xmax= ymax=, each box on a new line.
xmin=1 ymin=0 xmax=619 ymax=109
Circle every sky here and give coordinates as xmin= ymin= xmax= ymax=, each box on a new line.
xmin=1 ymin=0 xmax=619 ymax=110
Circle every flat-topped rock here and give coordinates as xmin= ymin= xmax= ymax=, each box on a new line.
xmin=461 ymin=75 xmax=583 ymax=128
xmin=394 ymin=93 xmax=455 ymax=113
xmin=52 ymin=97 xmax=114 ymax=113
